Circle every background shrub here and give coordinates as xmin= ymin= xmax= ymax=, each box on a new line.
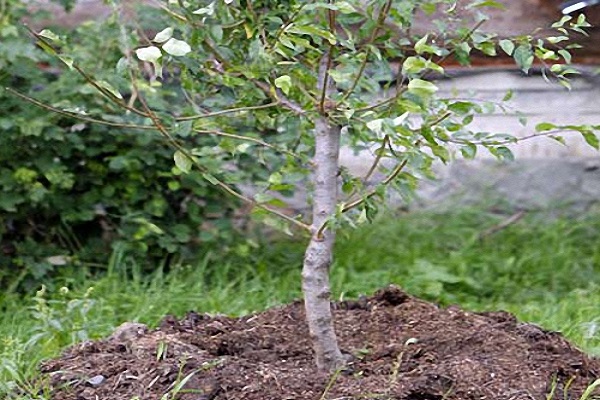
xmin=0 ymin=1 xmax=272 ymax=291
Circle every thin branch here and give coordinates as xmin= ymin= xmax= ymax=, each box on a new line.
xmin=338 ymin=0 xmax=393 ymax=105
xmin=318 ymin=48 xmax=334 ymax=114
xmin=356 ymin=87 xmax=407 ymax=113
xmin=253 ymin=80 xmax=307 ymax=116
xmin=8 ymin=90 xmax=304 ymax=160
xmin=426 ymin=111 xmax=452 ymax=128
xmin=342 ymin=158 xmax=408 ymax=213
xmin=269 ymin=2 xmax=309 ymax=51
xmin=356 ymin=19 xmax=487 ymax=114
xmin=136 ymin=88 xmax=311 ymax=232
xmin=155 ymin=2 xmax=188 ymax=23
xmin=193 ymin=129 xmax=304 ymax=160
xmin=317 ymin=5 xmax=336 ymax=114
xmin=176 ymin=102 xmax=280 ymax=121
xmin=316 ymin=159 xmax=408 ymax=237
xmin=478 ymin=210 xmax=526 ymax=241
xmin=363 ymin=135 xmax=391 ymax=182
xmin=446 ymin=128 xmax=575 ymax=146
xmin=6 ymin=88 xmax=155 ymax=130
xmin=341 ymin=134 xmax=391 ymax=205
xmin=27 ymin=26 xmax=150 ymax=118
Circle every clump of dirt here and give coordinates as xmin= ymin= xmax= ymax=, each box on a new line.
xmin=40 ymin=286 xmax=599 ymax=400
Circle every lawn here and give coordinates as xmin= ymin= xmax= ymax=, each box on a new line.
xmin=1 ymin=206 xmax=599 ymax=398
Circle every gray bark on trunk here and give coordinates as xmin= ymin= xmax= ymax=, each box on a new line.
xmin=302 ymin=115 xmax=345 ymax=372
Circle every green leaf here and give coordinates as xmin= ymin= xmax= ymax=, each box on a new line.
xmin=58 ymin=55 xmax=74 ymax=70
xmin=541 ymin=50 xmax=557 ymax=60
xmin=476 ymin=41 xmax=496 ymax=56
xmin=286 ymin=25 xmax=336 ymax=45
xmin=135 ymin=46 xmax=164 ymax=77
xmin=413 ymin=35 xmax=444 ymax=56
xmin=582 ymin=131 xmax=599 ymax=149
xmin=136 ymin=46 xmax=162 ymax=62
xmin=468 ymin=0 xmax=506 ymax=9
xmin=448 ymin=101 xmax=475 ymax=115
xmin=576 ymin=13 xmax=591 ymax=27
xmin=551 ymin=15 xmax=571 ymax=28
xmin=502 ymin=89 xmax=513 ymax=101
xmin=513 ymin=45 xmax=533 ymax=72
xmin=460 ymin=143 xmax=477 ymax=159
xmin=558 ymin=49 xmax=572 ymax=64
xmin=402 ymin=56 xmax=443 ymax=75
xmin=211 ymin=25 xmax=223 ymax=42
xmin=153 ymin=27 xmax=173 ymax=43
xmin=163 ymin=38 xmax=191 ymax=56
xmin=535 ymin=122 xmax=556 ymax=132
xmin=173 ymin=150 xmax=192 ymax=174
xmin=492 ymin=146 xmax=514 ymax=161
xmin=547 ymin=36 xmax=569 ymax=44
xmin=38 ymin=29 xmax=61 ymax=43
xmin=274 ymin=75 xmax=292 ymax=95
xmin=96 ymin=80 xmax=123 ymax=100
xmin=407 ymin=79 xmax=438 ymax=97
xmin=202 ymin=173 xmax=220 ymax=185
xmin=414 ymin=35 xmax=429 ymax=55
xmin=336 ymin=1 xmax=357 ymax=13
xmin=357 ymin=208 xmax=368 ymax=225
xmin=304 ymin=1 xmax=356 ymax=13
xmin=402 ymin=56 xmax=427 ymax=74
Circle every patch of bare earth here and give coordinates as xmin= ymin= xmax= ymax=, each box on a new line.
xmin=40 ymin=286 xmax=599 ymax=400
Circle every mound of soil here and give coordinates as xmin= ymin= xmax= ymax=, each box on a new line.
xmin=40 ymin=286 xmax=599 ymax=400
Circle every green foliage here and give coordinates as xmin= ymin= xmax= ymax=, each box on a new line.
xmin=24 ymin=0 xmax=598 ymax=242
xmin=0 ymin=2 xmax=265 ymax=291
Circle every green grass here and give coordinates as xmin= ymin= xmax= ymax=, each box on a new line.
xmin=1 ymin=207 xmax=599 ymax=398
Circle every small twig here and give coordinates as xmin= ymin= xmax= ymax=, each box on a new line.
xmin=193 ymin=129 xmax=304 ymax=160
xmin=318 ymin=48 xmax=334 ymax=114
xmin=176 ymin=102 xmax=280 ymax=121
xmin=446 ymin=128 xmax=576 ymax=146
xmin=6 ymin=88 xmax=154 ymax=130
xmin=316 ymin=159 xmax=408 ymax=238
xmin=342 ymin=159 xmax=408 ymax=213
xmin=357 ymin=19 xmax=487 ymax=113
xmin=136 ymin=85 xmax=311 ymax=232
xmin=478 ymin=210 xmax=526 ymax=241
xmin=253 ymin=80 xmax=307 ymax=116
xmin=363 ymin=135 xmax=391 ymax=182
xmin=269 ymin=3 xmax=308 ymax=51
xmin=317 ymin=5 xmax=337 ymax=114
xmin=338 ymin=0 xmax=393 ymax=105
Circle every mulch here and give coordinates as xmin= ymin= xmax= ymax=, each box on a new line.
xmin=39 ymin=286 xmax=600 ymax=400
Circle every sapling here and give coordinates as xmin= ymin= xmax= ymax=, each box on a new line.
xmin=12 ymin=0 xmax=599 ymax=372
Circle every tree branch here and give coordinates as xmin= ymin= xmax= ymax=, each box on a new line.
xmin=176 ymin=102 xmax=280 ymax=121
xmin=136 ymin=88 xmax=311 ymax=232
xmin=338 ymin=0 xmax=393 ymax=105
xmin=193 ymin=129 xmax=305 ymax=160
xmin=6 ymin=88 xmax=155 ymax=130
xmin=253 ymin=80 xmax=308 ymax=116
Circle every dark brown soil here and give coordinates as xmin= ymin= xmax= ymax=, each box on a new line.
xmin=40 ymin=286 xmax=599 ymax=400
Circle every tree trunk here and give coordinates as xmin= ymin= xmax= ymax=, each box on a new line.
xmin=302 ymin=112 xmax=345 ymax=372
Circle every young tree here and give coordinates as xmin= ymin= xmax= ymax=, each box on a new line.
xmin=13 ymin=0 xmax=599 ymax=372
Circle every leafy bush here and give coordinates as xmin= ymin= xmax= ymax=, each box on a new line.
xmin=0 ymin=2 xmax=263 ymax=291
